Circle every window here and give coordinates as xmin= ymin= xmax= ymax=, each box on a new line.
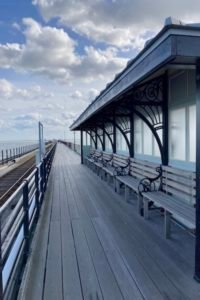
xmin=105 ymin=134 xmax=112 ymax=152
xmin=169 ymin=70 xmax=196 ymax=165
xmin=116 ymin=128 xmax=129 ymax=154
xmin=97 ymin=136 xmax=102 ymax=150
xmin=134 ymin=115 xmax=161 ymax=159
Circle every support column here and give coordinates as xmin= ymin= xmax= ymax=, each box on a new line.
xmin=195 ymin=61 xmax=200 ymax=282
xmin=113 ymin=111 xmax=116 ymax=153
xmin=80 ymin=129 xmax=84 ymax=164
xmin=130 ymin=112 xmax=134 ymax=157
xmin=102 ymin=123 xmax=106 ymax=151
xmin=95 ymin=127 xmax=97 ymax=149
xmin=162 ymin=71 xmax=169 ymax=166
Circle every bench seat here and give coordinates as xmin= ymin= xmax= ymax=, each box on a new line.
xmin=143 ymin=191 xmax=195 ymax=238
xmin=142 ymin=165 xmax=196 ymax=238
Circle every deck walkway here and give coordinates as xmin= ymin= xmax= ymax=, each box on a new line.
xmin=19 ymin=143 xmax=200 ymax=300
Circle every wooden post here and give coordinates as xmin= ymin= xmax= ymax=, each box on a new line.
xmin=195 ymin=60 xmax=200 ymax=282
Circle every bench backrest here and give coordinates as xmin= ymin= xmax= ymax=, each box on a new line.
xmin=108 ymin=154 xmax=129 ymax=168
xmin=129 ymin=158 xmax=160 ymax=181
xmin=102 ymin=152 xmax=113 ymax=162
xmin=162 ymin=166 xmax=195 ymax=205
xmin=89 ymin=148 xmax=95 ymax=156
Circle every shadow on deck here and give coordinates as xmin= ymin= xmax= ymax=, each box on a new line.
xmin=18 ymin=144 xmax=200 ymax=300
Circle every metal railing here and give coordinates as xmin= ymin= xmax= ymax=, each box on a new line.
xmin=0 ymin=143 xmax=56 ymax=299
xmin=0 ymin=142 xmax=52 ymax=165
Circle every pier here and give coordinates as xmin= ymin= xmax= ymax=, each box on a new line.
xmin=18 ymin=144 xmax=200 ymax=299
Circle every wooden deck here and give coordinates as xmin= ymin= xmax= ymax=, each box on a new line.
xmin=19 ymin=143 xmax=200 ymax=300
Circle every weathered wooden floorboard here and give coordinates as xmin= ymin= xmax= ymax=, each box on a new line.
xmin=59 ymin=165 xmax=83 ymax=300
xmin=43 ymin=162 xmax=63 ymax=300
xmin=71 ymin=219 xmax=104 ymax=300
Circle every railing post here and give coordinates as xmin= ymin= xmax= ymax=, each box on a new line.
xmin=6 ymin=150 xmax=8 ymax=163
xmin=1 ymin=150 xmax=3 ymax=165
xmin=43 ymin=158 xmax=47 ymax=192
xmin=0 ymin=215 xmax=3 ymax=299
xmin=40 ymin=162 xmax=44 ymax=203
xmin=23 ymin=181 xmax=29 ymax=264
xmin=35 ymin=168 xmax=40 ymax=221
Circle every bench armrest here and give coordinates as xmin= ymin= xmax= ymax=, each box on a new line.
xmin=102 ymin=155 xmax=113 ymax=167
xmin=138 ymin=166 xmax=162 ymax=196
xmin=113 ymin=158 xmax=130 ymax=176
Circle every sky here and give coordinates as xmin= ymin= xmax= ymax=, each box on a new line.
xmin=0 ymin=0 xmax=200 ymax=141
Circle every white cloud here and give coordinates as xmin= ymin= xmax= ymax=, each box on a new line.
xmin=70 ymin=90 xmax=83 ymax=99
xmin=0 ymin=78 xmax=54 ymax=101
xmin=12 ymin=22 xmax=21 ymax=31
xmin=0 ymin=79 xmax=14 ymax=98
xmin=33 ymin=0 xmax=200 ymax=49
xmin=88 ymin=88 xmax=99 ymax=102
xmin=0 ymin=18 xmax=127 ymax=83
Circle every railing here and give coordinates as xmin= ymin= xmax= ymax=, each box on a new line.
xmin=0 ymin=142 xmax=52 ymax=165
xmin=0 ymin=143 xmax=56 ymax=300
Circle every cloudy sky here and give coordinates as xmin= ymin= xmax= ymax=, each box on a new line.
xmin=0 ymin=0 xmax=199 ymax=141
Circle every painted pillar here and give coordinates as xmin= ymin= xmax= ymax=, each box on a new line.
xmin=102 ymin=123 xmax=106 ymax=151
xmin=195 ymin=61 xmax=200 ymax=282
xmin=130 ymin=112 xmax=134 ymax=158
xmin=80 ymin=129 xmax=84 ymax=164
xmin=162 ymin=71 xmax=169 ymax=166
xmin=113 ymin=111 xmax=116 ymax=153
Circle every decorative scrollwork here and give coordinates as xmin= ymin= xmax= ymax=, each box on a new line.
xmin=132 ymin=77 xmax=163 ymax=104
xmin=113 ymin=158 xmax=130 ymax=176
xmin=116 ymin=116 xmax=131 ymax=134
xmin=138 ymin=165 xmax=162 ymax=196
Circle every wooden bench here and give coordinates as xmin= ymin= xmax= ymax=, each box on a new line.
xmin=142 ymin=166 xmax=196 ymax=238
xmin=101 ymin=154 xmax=130 ymax=185
xmin=115 ymin=159 xmax=161 ymax=212
xmin=85 ymin=149 xmax=102 ymax=171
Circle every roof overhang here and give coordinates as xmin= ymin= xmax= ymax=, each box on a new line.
xmin=70 ymin=24 xmax=200 ymax=130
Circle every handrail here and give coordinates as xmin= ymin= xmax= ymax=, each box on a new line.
xmin=0 ymin=142 xmax=57 ymax=299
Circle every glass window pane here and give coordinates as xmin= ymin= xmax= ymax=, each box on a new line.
xmin=169 ymin=107 xmax=186 ymax=160
xmin=143 ymin=123 xmax=153 ymax=155
xmin=105 ymin=134 xmax=112 ymax=152
xmin=116 ymin=128 xmax=129 ymax=154
xmin=134 ymin=117 xmax=142 ymax=154
xmin=189 ymin=105 xmax=196 ymax=162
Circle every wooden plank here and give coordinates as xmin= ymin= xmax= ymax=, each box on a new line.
xmin=43 ymin=220 xmax=63 ymax=300
xmin=43 ymin=158 xmax=63 ymax=300
xmin=81 ymin=219 xmax=124 ymax=300
xmin=59 ymin=166 xmax=83 ymax=300
xmin=93 ymin=218 xmax=144 ymax=300
xmin=71 ymin=219 xmax=103 ymax=300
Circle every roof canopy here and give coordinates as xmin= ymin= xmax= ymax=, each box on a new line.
xmin=70 ymin=18 xmax=200 ymax=130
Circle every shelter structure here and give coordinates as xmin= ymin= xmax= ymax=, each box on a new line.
xmin=70 ymin=17 xmax=200 ymax=281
